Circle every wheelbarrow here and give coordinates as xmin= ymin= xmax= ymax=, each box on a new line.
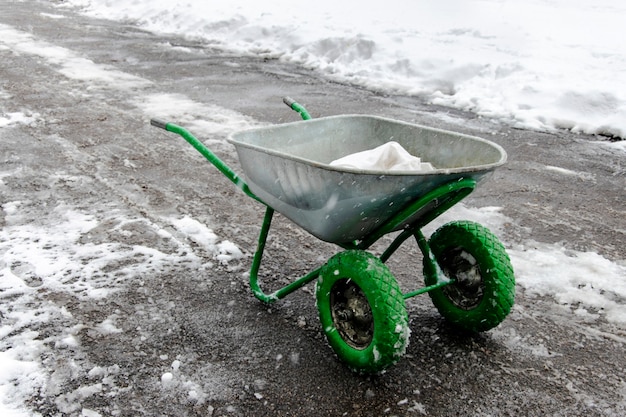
xmin=150 ymin=98 xmax=515 ymax=373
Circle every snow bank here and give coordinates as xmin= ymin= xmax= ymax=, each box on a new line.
xmin=61 ymin=0 xmax=626 ymax=140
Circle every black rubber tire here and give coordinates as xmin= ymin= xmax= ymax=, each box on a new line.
xmin=316 ymin=250 xmax=409 ymax=373
xmin=424 ymin=221 xmax=515 ymax=332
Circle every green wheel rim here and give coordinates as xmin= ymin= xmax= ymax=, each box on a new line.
xmin=424 ymin=221 xmax=515 ymax=332
xmin=316 ymin=250 xmax=409 ymax=373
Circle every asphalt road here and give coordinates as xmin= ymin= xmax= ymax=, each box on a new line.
xmin=1 ymin=1 xmax=625 ymax=416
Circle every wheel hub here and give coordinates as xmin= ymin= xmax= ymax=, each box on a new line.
xmin=330 ymin=279 xmax=374 ymax=349
xmin=440 ymin=248 xmax=484 ymax=310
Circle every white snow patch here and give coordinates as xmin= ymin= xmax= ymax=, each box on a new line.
xmin=372 ymin=345 xmax=381 ymax=363
xmin=40 ymin=12 xmax=67 ymax=19
xmin=170 ymin=216 xmax=244 ymax=263
xmin=216 ymin=240 xmax=243 ymax=263
xmin=0 ymin=202 xmax=242 ymax=412
xmin=55 ymin=334 xmax=81 ymax=349
xmin=171 ymin=215 xmax=218 ymax=250
xmin=0 ymin=23 xmax=150 ymax=89
xmin=545 ymin=165 xmax=580 ymax=176
xmin=133 ymin=92 xmax=261 ymax=137
xmin=95 ymin=316 xmax=124 ymax=335
xmin=545 ymin=165 xmax=594 ymax=181
xmin=424 ymin=204 xmax=510 ymax=237
xmin=509 ymin=241 xmax=626 ymax=325
xmin=494 ymin=327 xmax=561 ymax=358
xmin=81 ymin=409 xmax=102 ymax=417
xmin=161 ymin=372 xmax=174 ymax=385
xmin=601 ymin=140 xmax=626 ymax=153
xmin=0 ymin=348 xmax=45 ymax=417
xmin=55 ymin=384 xmax=103 ymax=414
xmin=0 ymin=111 xmax=40 ymax=128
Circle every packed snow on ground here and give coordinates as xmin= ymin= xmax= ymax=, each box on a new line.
xmin=0 ymin=199 xmax=244 ymax=416
xmin=2 ymin=3 xmax=626 ymax=415
xmin=61 ymin=0 xmax=626 ymax=142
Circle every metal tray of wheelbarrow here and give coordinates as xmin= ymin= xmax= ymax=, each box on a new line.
xmin=228 ymin=114 xmax=506 ymax=244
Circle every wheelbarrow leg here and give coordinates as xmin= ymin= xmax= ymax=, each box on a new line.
xmin=249 ymin=206 xmax=321 ymax=303
xmin=248 ymin=207 xmax=275 ymax=302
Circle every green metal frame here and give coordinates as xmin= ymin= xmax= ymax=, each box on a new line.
xmin=151 ymin=100 xmax=476 ymax=305
xmin=246 ymin=178 xmax=474 ymax=303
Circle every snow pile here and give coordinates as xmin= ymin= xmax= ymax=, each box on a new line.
xmin=329 ymin=142 xmax=435 ymax=172
xmin=61 ymin=0 xmax=626 ymax=140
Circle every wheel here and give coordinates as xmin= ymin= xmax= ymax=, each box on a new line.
xmin=316 ymin=250 xmax=409 ymax=374
xmin=423 ymin=221 xmax=515 ymax=332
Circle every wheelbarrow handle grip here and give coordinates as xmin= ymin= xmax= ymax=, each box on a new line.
xmin=150 ymin=118 xmax=169 ymax=130
xmin=283 ymin=96 xmax=296 ymax=107
xmin=282 ymin=96 xmax=312 ymax=120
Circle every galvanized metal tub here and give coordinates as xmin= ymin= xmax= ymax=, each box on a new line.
xmin=228 ymin=115 xmax=506 ymax=244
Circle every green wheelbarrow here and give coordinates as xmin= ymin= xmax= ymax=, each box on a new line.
xmin=150 ymin=98 xmax=515 ymax=374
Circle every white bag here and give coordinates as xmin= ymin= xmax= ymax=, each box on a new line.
xmin=329 ymin=141 xmax=435 ymax=172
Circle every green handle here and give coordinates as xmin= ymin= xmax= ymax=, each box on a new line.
xmin=283 ymin=96 xmax=312 ymax=120
xmin=150 ymin=118 xmax=169 ymax=130
xmin=150 ymin=119 xmax=264 ymax=204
